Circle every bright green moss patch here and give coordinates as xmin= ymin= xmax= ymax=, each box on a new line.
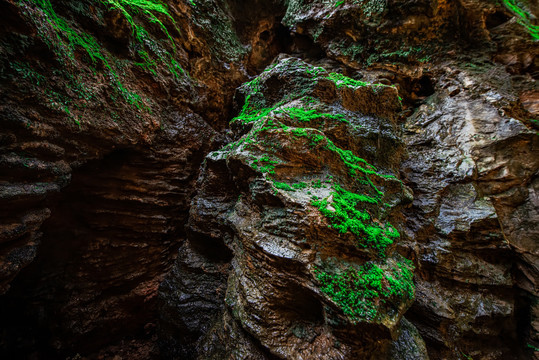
xmin=251 ymin=156 xmax=279 ymax=175
xmin=272 ymin=180 xmax=314 ymax=192
xmin=103 ymin=0 xmax=184 ymax=78
xmin=315 ymin=258 xmax=414 ymax=321
xmin=21 ymin=0 xmax=106 ymax=66
xmin=234 ymin=97 xmax=348 ymax=127
xmin=17 ymin=0 xmax=184 ymax=123
xmin=326 ymin=72 xmax=392 ymax=90
xmin=275 ymin=107 xmax=349 ymax=124
xmin=312 ymin=179 xmax=324 ymax=188
xmin=273 ymin=181 xmax=295 ymax=191
xmin=312 ymin=184 xmax=399 ymax=256
xmin=502 ymin=0 xmax=539 ymax=39
xmin=327 ymin=72 xmax=368 ymax=89
xmin=292 ymin=182 xmax=308 ymax=190
xmin=232 ymin=78 xmax=273 ymax=125
xmin=234 ymin=106 xmax=273 ymax=125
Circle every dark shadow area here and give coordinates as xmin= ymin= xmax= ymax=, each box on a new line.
xmin=415 ymin=75 xmax=435 ymax=98
xmin=0 ymin=148 xmax=183 ymax=359
xmin=188 ymin=229 xmax=233 ymax=264
xmin=485 ymin=10 xmax=511 ymax=29
xmin=291 ymin=32 xmax=325 ymax=60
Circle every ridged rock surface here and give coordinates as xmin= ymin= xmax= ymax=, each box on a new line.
xmin=0 ymin=0 xmax=537 ymax=359
xmin=0 ymin=0 xmax=281 ymax=356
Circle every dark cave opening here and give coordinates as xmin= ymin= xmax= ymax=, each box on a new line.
xmin=259 ymin=30 xmax=271 ymax=42
xmin=485 ymin=10 xmax=511 ymax=30
xmin=291 ymin=32 xmax=325 ymax=60
xmin=187 ymin=230 xmax=233 ymax=264
xmin=415 ymin=75 xmax=435 ymax=98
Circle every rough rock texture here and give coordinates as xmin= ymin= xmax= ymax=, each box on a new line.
xmin=159 ymin=57 xmax=422 ymax=359
xmin=401 ymin=60 xmax=538 ymax=359
xmin=0 ymin=0 xmax=283 ymax=357
xmin=0 ymin=0 xmax=537 ymax=359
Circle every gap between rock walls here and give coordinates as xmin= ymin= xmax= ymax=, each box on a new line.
xmin=0 ymin=0 xmax=537 ymax=359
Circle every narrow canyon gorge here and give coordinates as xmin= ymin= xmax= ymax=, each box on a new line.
xmin=0 ymin=0 xmax=537 ymax=359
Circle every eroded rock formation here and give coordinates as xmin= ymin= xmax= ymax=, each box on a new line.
xmin=0 ymin=0 xmax=537 ymax=359
xmin=159 ymin=57 xmax=422 ymax=359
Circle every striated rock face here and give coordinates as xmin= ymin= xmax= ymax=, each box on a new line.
xmin=0 ymin=0 xmax=283 ymax=356
xmin=0 ymin=0 xmax=537 ymax=358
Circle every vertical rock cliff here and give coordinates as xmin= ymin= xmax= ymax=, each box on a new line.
xmin=0 ymin=0 xmax=537 ymax=359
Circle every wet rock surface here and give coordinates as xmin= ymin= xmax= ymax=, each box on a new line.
xmin=400 ymin=60 xmax=538 ymax=359
xmin=159 ymin=57 xmax=420 ymax=359
xmin=0 ymin=0 xmax=269 ymax=356
xmin=0 ymin=0 xmax=537 ymax=359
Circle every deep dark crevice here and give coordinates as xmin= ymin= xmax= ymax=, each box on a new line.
xmin=259 ymin=30 xmax=271 ymax=42
xmin=515 ymin=289 xmax=535 ymax=358
xmin=291 ymin=33 xmax=325 ymax=60
xmin=187 ymin=229 xmax=234 ymax=264
xmin=415 ymin=75 xmax=435 ymax=98
xmin=485 ymin=10 xmax=511 ymax=30
xmin=276 ymin=24 xmax=294 ymax=54
xmin=277 ymin=286 xmax=325 ymax=325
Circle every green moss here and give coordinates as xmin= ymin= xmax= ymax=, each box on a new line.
xmin=272 ymin=180 xmax=311 ymax=192
xmin=269 ymin=121 xmax=400 ymax=256
xmin=315 ymin=258 xmax=414 ymax=321
xmin=11 ymin=61 xmax=45 ymax=86
xmin=312 ymin=179 xmax=324 ymax=188
xmin=251 ymin=156 xmax=278 ymax=175
xmin=103 ymin=0 xmax=184 ymax=78
xmin=218 ymin=58 xmax=414 ymax=327
xmin=327 ymin=72 xmax=368 ymax=89
xmin=18 ymin=0 xmax=184 ymax=122
xmin=21 ymin=0 xmax=106 ymax=66
xmin=502 ymin=0 xmax=539 ymax=39
xmin=275 ymin=107 xmax=349 ymax=124
xmin=312 ymin=184 xmax=399 ymax=256
xmin=232 ymin=78 xmax=272 ymax=125
xmin=10 ymin=62 xmax=93 ymax=125
xmin=273 ymin=180 xmax=295 ymax=191
xmin=366 ymin=47 xmax=424 ymax=66
xmin=292 ymin=182 xmax=308 ymax=190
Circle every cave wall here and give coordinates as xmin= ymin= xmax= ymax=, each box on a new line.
xmin=0 ymin=0 xmax=537 ymax=359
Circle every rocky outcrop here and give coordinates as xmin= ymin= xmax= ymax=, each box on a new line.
xmin=159 ymin=56 xmax=424 ymax=359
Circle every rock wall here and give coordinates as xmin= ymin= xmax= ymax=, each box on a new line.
xmin=0 ymin=0 xmax=282 ymax=356
xmin=0 ymin=0 xmax=537 ymax=359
